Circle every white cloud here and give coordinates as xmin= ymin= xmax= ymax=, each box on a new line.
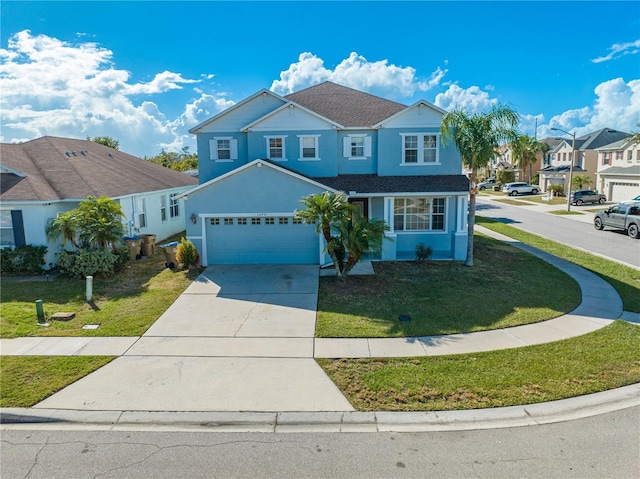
xmin=0 ymin=30 xmax=230 ymax=156
xmin=434 ymin=84 xmax=497 ymax=113
xmin=270 ymin=52 xmax=447 ymax=100
xmin=591 ymin=39 xmax=640 ymax=63
xmin=539 ymin=77 xmax=640 ymax=138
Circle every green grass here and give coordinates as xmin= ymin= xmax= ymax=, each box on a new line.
xmin=317 ymin=235 xmax=580 ymax=338
xmin=476 ymin=216 xmax=640 ymax=312
xmin=317 ymin=321 xmax=640 ymax=411
xmin=1 ymin=233 xmax=200 ymax=338
xmin=492 ymin=198 xmax=534 ymax=206
xmin=549 ymin=210 xmax=584 ymax=215
xmin=521 ymin=195 xmax=568 ymax=206
xmin=0 ymin=356 xmax=114 ymax=407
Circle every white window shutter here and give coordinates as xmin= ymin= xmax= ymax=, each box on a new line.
xmin=343 ymin=137 xmax=351 ymax=157
xmin=209 ymin=140 xmax=218 ymax=160
xmin=364 ymin=136 xmax=372 ymax=157
xmin=230 ymin=139 xmax=238 ymax=160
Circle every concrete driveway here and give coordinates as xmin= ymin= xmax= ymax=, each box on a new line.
xmin=35 ymin=265 xmax=354 ymax=412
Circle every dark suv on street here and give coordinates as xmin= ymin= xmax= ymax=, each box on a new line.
xmin=570 ymin=190 xmax=607 ymax=205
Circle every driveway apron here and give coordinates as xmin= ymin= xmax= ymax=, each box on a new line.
xmin=35 ymin=265 xmax=354 ymax=412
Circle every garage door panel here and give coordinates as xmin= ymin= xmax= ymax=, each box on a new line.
xmin=207 ymin=219 xmax=318 ymax=264
xmin=609 ymin=182 xmax=640 ymax=202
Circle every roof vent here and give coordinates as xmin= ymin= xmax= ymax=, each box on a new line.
xmin=81 ymin=149 xmax=87 ymax=155
xmin=108 ymin=153 xmax=113 ymax=158
xmin=65 ymin=151 xmax=71 ymax=156
xmin=71 ymin=150 xmax=77 ymax=156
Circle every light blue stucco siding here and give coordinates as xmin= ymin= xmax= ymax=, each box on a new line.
xmin=246 ymin=130 xmax=339 ymax=177
xmin=196 ymin=133 xmax=247 ymax=184
xmin=183 ymin=163 xmax=331 ymax=264
xmin=377 ymin=128 xmax=461 ymax=176
xmin=337 ymin=131 xmax=378 ymax=175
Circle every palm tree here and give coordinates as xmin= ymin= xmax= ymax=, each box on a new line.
xmin=338 ymin=213 xmax=388 ymax=278
xmin=45 ymin=210 xmax=80 ymax=250
xmin=571 ymin=174 xmax=592 ymax=190
xmin=295 ymin=191 xmax=353 ymax=277
xmin=511 ymin=134 xmax=547 ymax=183
xmin=440 ymin=104 xmax=519 ymax=266
xmin=75 ymin=196 xmax=125 ymax=250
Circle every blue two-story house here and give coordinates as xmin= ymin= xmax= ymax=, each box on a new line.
xmin=179 ymin=81 xmax=469 ymax=266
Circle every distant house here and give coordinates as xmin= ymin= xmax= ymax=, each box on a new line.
xmin=538 ymin=128 xmax=630 ymax=193
xmin=180 ymin=81 xmax=469 ymax=265
xmin=0 ymin=136 xmax=197 ymax=267
xmin=595 ymin=137 xmax=640 ymax=202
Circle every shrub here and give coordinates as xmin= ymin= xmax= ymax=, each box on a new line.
xmin=497 ymin=170 xmax=515 ymax=185
xmin=113 ymin=245 xmax=131 ymax=272
xmin=176 ymin=238 xmax=199 ymax=270
xmin=548 ymin=184 xmax=564 ymax=196
xmin=415 ymin=243 xmax=433 ymax=262
xmin=0 ymin=245 xmax=47 ymax=274
xmin=57 ymin=249 xmax=119 ymax=279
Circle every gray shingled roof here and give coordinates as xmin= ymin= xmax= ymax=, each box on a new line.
xmin=598 ymin=165 xmax=640 ymax=176
xmin=0 ymin=137 xmax=197 ymax=202
xmin=575 ymin=128 xmax=630 ymax=150
xmin=285 ymin=81 xmax=407 ymax=127
xmin=313 ymin=174 xmax=469 ymax=194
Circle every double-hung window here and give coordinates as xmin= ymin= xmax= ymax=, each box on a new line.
xmin=401 ymin=134 xmax=439 ymax=164
xmin=209 ymin=137 xmax=238 ymax=161
xmin=160 ymin=195 xmax=167 ymax=222
xmin=343 ymin=135 xmax=372 ymax=160
xmin=169 ymin=196 xmax=179 ymax=218
xmin=265 ymin=136 xmax=286 ymax=160
xmin=298 ymin=135 xmax=320 ymax=161
xmin=393 ymin=197 xmax=445 ymax=231
xmin=0 ymin=211 xmax=15 ymax=247
xmin=137 ymin=198 xmax=147 ymax=229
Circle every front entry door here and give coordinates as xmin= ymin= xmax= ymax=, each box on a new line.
xmin=349 ymin=198 xmax=369 ymax=218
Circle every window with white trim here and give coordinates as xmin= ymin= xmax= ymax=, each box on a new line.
xmin=169 ymin=196 xmax=179 ymax=218
xmin=0 ymin=211 xmax=15 ymax=247
xmin=209 ymin=138 xmax=238 ymax=161
xmin=160 ymin=195 xmax=167 ymax=222
xmin=393 ymin=197 xmax=445 ymax=231
xmin=627 ymin=150 xmax=633 ymax=163
xmin=265 ymin=217 xmax=275 ymax=225
xmin=251 ymin=217 xmax=261 ymax=225
xmin=224 ymin=218 xmax=233 ymax=225
xmin=137 ymin=198 xmax=147 ymax=229
xmin=237 ymin=218 xmax=247 ymax=225
xmin=266 ymin=136 xmax=286 ymax=160
xmin=343 ymin=135 xmax=372 ymax=159
xmin=401 ymin=134 xmax=439 ymax=164
xmin=298 ymin=135 xmax=319 ymax=160
xmin=210 ymin=218 xmax=220 ymax=225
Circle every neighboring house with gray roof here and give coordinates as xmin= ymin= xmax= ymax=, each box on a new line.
xmin=595 ymin=136 xmax=640 ymax=202
xmin=538 ymin=128 xmax=630 ymax=193
xmin=0 ymin=136 xmax=197 ymax=267
xmin=181 ymin=81 xmax=469 ymax=265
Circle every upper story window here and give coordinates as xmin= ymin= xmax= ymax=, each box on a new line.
xmin=627 ymin=150 xmax=633 ymax=163
xmin=265 ymin=136 xmax=286 ymax=161
xmin=343 ymin=135 xmax=372 ymax=160
xmin=401 ymin=133 xmax=439 ymax=165
xmin=209 ymin=138 xmax=238 ymax=162
xmin=298 ymin=135 xmax=320 ymax=161
xmin=616 ymin=151 xmax=623 ymax=161
xmin=603 ymin=152 xmax=611 ymax=165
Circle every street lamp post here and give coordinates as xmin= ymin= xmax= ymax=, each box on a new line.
xmin=551 ymin=127 xmax=576 ymax=212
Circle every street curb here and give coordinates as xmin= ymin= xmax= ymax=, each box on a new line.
xmin=2 ymin=384 xmax=638 ymax=433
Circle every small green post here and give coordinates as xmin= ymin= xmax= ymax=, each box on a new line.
xmin=35 ymin=299 xmax=49 ymax=326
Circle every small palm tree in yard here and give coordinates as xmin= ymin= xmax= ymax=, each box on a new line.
xmin=512 ymin=134 xmax=548 ymax=183
xmin=572 ymin=174 xmax=592 ymax=190
xmin=440 ymin=104 xmax=519 ymax=266
xmin=296 ymin=191 xmax=389 ymax=281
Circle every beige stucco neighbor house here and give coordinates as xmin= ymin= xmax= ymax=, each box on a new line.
xmin=595 ymin=137 xmax=640 ymax=202
xmin=538 ymin=128 xmax=629 ymax=193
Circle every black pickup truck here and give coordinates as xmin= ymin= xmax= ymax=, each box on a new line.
xmin=594 ymin=201 xmax=640 ymax=239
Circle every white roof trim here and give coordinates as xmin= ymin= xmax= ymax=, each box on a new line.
xmin=371 ymin=100 xmax=446 ymax=129
xmin=175 ymin=159 xmax=340 ymax=199
xmin=188 ymin=89 xmax=288 ymax=134
xmin=0 ymin=163 xmax=27 ymax=177
xmin=241 ymin=101 xmax=344 ymax=132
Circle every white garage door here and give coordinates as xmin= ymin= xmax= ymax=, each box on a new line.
xmin=610 ymin=182 xmax=640 ymax=202
xmin=206 ymin=216 xmax=319 ymax=264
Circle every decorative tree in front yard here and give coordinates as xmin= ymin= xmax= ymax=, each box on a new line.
xmin=295 ymin=191 xmax=389 ymax=281
xmin=511 ymin=134 xmax=548 ymax=183
xmin=440 ymin=104 xmax=520 ymax=266
xmin=572 ymin=174 xmax=592 ymax=190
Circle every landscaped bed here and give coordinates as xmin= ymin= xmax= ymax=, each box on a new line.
xmin=317 ymin=234 xmax=580 ymax=338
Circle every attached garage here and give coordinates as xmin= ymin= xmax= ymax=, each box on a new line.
xmin=609 ymin=181 xmax=640 ymax=202
xmin=205 ymin=215 xmax=319 ymax=264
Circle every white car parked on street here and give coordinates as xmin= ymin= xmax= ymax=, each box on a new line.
xmin=502 ymin=182 xmax=540 ymax=196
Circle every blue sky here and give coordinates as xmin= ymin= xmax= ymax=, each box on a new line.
xmin=1 ymin=1 xmax=639 ymax=157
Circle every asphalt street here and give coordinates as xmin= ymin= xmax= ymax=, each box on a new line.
xmin=475 ymin=196 xmax=640 ymax=268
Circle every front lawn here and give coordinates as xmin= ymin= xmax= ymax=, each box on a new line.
xmin=0 ymin=234 xmax=200 ymax=338
xmin=317 ymin=321 xmax=640 ymax=411
xmin=316 ymin=235 xmax=580 ymax=338
xmin=477 ymin=217 xmax=640 ymax=312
